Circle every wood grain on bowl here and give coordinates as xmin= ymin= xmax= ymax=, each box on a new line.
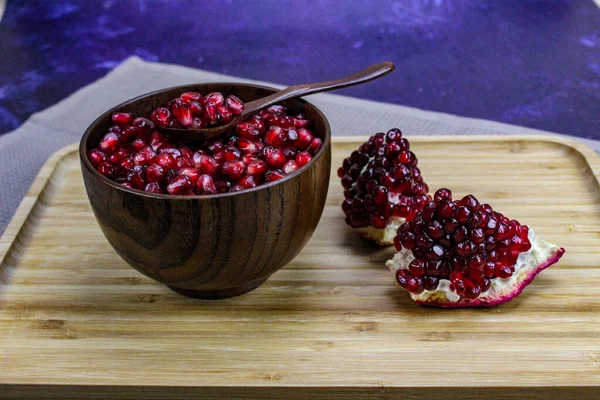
xmin=80 ymin=83 xmax=331 ymax=298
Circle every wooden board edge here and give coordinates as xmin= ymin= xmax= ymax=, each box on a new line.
xmin=1 ymin=384 xmax=600 ymax=400
xmin=0 ymin=143 xmax=79 ymax=269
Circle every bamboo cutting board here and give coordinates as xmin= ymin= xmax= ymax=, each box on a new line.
xmin=1 ymin=135 xmax=599 ymax=399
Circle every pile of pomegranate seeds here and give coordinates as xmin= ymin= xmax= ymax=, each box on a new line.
xmin=88 ymin=101 xmax=323 ymax=195
xmin=151 ymin=92 xmax=245 ymax=129
xmin=337 ymin=129 xmax=429 ymax=232
xmin=394 ymin=188 xmax=532 ymax=299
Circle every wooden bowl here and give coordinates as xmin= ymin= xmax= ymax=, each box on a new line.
xmin=79 ymin=83 xmax=331 ymax=299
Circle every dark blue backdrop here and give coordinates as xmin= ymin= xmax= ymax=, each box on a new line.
xmin=1 ymin=1 xmax=599 ymax=138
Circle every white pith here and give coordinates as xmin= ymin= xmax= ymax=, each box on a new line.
xmin=385 ymin=228 xmax=561 ymax=303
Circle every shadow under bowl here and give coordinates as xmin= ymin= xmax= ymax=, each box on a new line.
xmin=79 ymin=83 xmax=331 ymax=299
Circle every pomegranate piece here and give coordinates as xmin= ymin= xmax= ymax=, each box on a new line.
xmin=265 ymin=170 xmax=286 ymax=182
xmin=204 ymin=92 xmax=225 ymax=107
xmin=133 ymin=146 xmax=157 ymax=166
xmin=246 ymin=159 xmax=267 ymax=178
xmin=97 ymin=162 xmax=115 ymax=178
xmin=295 ymin=151 xmax=312 ymax=167
xmin=283 ymin=160 xmax=298 ymax=174
xmin=180 ymin=92 xmax=203 ymax=103
xmin=263 ymin=147 xmax=287 ymax=169
xmin=171 ymin=99 xmax=193 ymax=127
xmin=144 ymin=182 xmax=163 ymax=193
xmin=386 ymin=188 xmax=565 ymax=308
xmin=338 ymin=128 xmax=429 ymax=245
xmin=146 ymin=164 xmax=165 ymax=183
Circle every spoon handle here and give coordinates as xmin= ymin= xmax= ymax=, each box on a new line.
xmin=241 ymin=61 xmax=395 ymax=116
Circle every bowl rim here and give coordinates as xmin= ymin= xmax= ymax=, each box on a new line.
xmin=79 ymin=82 xmax=331 ymax=200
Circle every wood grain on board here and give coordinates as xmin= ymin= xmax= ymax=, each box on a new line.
xmin=1 ymin=136 xmax=599 ymax=399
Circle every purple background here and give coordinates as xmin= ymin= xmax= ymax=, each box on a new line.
xmin=0 ymin=1 xmax=599 ymax=139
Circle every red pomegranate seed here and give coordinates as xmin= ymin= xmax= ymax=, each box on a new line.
xmin=264 ymin=170 xmax=286 ymax=182
xmin=156 ymin=153 xmax=177 ymax=170
xmin=294 ymin=128 xmax=313 ymax=150
xmin=133 ymin=146 xmax=157 ymax=166
xmin=171 ymin=99 xmax=193 ymax=126
xmin=238 ymin=138 xmax=262 ymax=154
xmin=229 ymin=184 xmax=245 ymax=192
xmin=283 ymin=160 xmax=299 ymax=174
xmin=167 ymin=175 xmax=193 ymax=195
xmin=264 ymin=126 xmax=283 ymax=147
xmin=180 ymin=92 xmax=202 ymax=103
xmin=146 ymin=164 xmax=165 ymax=183
xmin=151 ymin=107 xmax=172 ymax=128
xmin=195 ymin=155 xmax=219 ymax=175
xmin=88 ymin=149 xmax=107 ymax=167
xmin=203 ymin=105 xmax=219 ymax=126
xmin=238 ymin=175 xmax=257 ymax=189
xmin=128 ymin=166 xmax=147 ymax=189
xmin=179 ymin=168 xmax=202 ymax=184
xmin=121 ymin=182 xmax=134 ymax=188
xmin=217 ymin=106 xmax=233 ymax=124
xmin=222 ymin=160 xmax=246 ymax=180
xmin=295 ymin=151 xmax=312 ymax=167
xmin=236 ymin=122 xmax=260 ymax=140
xmin=144 ymin=182 xmax=162 ymax=193
xmin=292 ymin=114 xmax=311 ymax=128
xmin=109 ymin=148 xmax=130 ymax=164
xmin=112 ymin=112 xmax=134 ymax=126
xmin=225 ymin=95 xmax=244 ymax=115
xmin=204 ymin=92 xmax=225 ymax=107
xmin=307 ymin=138 xmax=323 ymax=155
xmin=197 ymin=174 xmax=217 ymax=194
xmin=247 ymin=159 xmax=267 ymax=177
xmin=215 ymin=180 xmax=231 ymax=193
xmin=98 ymin=132 xmax=121 ymax=155
xmin=131 ymin=138 xmax=146 ymax=152
xmin=222 ymin=146 xmax=241 ymax=161
xmin=263 ymin=147 xmax=287 ymax=169
xmin=97 ymin=162 xmax=115 ymax=178
xmin=133 ymin=117 xmax=155 ymax=133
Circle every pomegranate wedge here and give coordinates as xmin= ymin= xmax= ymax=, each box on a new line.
xmin=338 ymin=129 xmax=429 ymax=245
xmin=386 ymin=188 xmax=565 ymax=307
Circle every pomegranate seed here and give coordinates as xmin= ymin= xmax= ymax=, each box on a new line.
xmin=264 ymin=170 xmax=286 ymax=182
xmin=88 ymin=149 xmax=107 ymax=167
xmin=195 ymin=155 xmax=219 ymax=175
xmin=215 ymin=180 xmax=231 ymax=193
xmin=238 ymin=138 xmax=262 ymax=154
xmin=225 ymin=95 xmax=244 ymax=115
xmin=119 ymin=157 xmax=135 ymax=174
xmin=133 ymin=117 xmax=155 ymax=134
xmin=203 ymin=105 xmax=219 ymax=126
xmin=283 ymin=160 xmax=299 ymax=174
xmin=179 ymin=167 xmax=201 ymax=184
xmin=204 ymin=92 xmax=224 ymax=107
xmin=222 ymin=146 xmax=241 ymax=161
xmin=222 ymin=160 xmax=246 ymax=180
xmin=98 ymin=132 xmax=121 ymax=155
xmin=247 ymin=159 xmax=267 ymax=177
xmin=180 ymin=92 xmax=202 ymax=103
xmin=133 ymin=146 xmax=157 ymax=166
xmin=112 ymin=112 xmax=134 ymax=126
xmin=144 ymin=182 xmax=162 ymax=193
xmin=146 ymin=164 xmax=165 ymax=183
xmin=236 ymin=122 xmax=260 ymax=140
xmin=171 ymin=99 xmax=193 ymax=126
xmin=263 ymin=147 xmax=287 ymax=169
xmin=167 ymin=175 xmax=193 ymax=195
xmin=128 ymin=166 xmax=147 ymax=189
xmin=264 ymin=126 xmax=283 ymax=147
xmin=217 ymin=106 xmax=233 ymax=124
xmin=131 ymin=138 xmax=146 ymax=152
xmin=293 ymin=114 xmax=311 ymax=128
xmin=307 ymin=138 xmax=323 ymax=155
xmin=295 ymin=151 xmax=312 ymax=167
xmin=238 ymin=175 xmax=257 ymax=189
xmin=156 ymin=153 xmax=177 ymax=170
xmin=197 ymin=174 xmax=217 ymax=194
xmin=294 ymin=128 xmax=313 ymax=150
xmin=97 ymin=162 xmax=115 ymax=178
xmin=229 ymin=184 xmax=245 ymax=192
xmin=151 ymin=107 xmax=171 ymax=128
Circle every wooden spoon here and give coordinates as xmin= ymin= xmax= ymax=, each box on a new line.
xmin=159 ymin=61 xmax=395 ymax=142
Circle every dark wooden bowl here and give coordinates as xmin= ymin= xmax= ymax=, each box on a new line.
xmin=79 ymin=83 xmax=331 ymax=299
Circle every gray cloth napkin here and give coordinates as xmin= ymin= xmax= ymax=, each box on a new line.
xmin=1 ymin=56 xmax=598 ymax=235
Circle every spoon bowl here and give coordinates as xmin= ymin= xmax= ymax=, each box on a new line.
xmin=159 ymin=61 xmax=395 ymax=142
